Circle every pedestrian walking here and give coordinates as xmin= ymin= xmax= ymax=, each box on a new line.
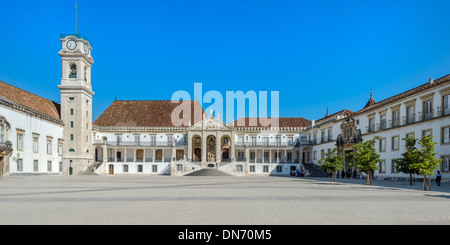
xmin=436 ymin=170 xmax=442 ymax=187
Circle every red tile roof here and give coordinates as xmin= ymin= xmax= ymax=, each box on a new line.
xmin=231 ymin=117 xmax=311 ymax=128
xmin=355 ymin=74 xmax=450 ymax=115
xmin=0 ymin=81 xmax=61 ymax=121
xmin=93 ymin=100 xmax=205 ymax=127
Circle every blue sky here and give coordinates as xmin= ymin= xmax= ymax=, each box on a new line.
xmin=1 ymin=0 xmax=450 ymax=123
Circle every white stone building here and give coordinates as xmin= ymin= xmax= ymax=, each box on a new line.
xmin=0 ymin=33 xmax=449 ymax=178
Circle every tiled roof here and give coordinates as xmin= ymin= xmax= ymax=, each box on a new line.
xmin=231 ymin=117 xmax=311 ymax=128
xmin=93 ymin=100 xmax=205 ymax=127
xmin=0 ymin=81 xmax=61 ymax=121
xmin=355 ymin=74 xmax=450 ymax=115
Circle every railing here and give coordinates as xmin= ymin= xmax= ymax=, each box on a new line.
xmin=235 ymin=141 xmax=297 ymax=147
xmin=364 ymin=106 xmax=449 ymax=134
xmin=95 ymin=140 xmax=187 ymax=147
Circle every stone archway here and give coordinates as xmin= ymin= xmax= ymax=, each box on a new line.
xmin=206 ymin=135 xmax=216 ymax=162
xmin=192 ymin=135 xmax=202 ymax=162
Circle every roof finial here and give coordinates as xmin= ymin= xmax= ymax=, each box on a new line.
xmin=370 ymin=88 xmax=373 ymax=99
xmin=325 ymin=107 xmax=329 ymax=117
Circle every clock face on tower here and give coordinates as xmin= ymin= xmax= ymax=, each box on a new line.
xmin=66 ymin=39 xmax=77 ymax=50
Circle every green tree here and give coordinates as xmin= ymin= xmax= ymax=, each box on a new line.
xmin=318 ymin=148 xmax=344 ymax=182
xmin=396 ymin=137 xmax=420 ymax=186
xmin=348 ymin=137 xmax=381 ymax=185
xmin=412 ymin=135 xmax=441 ymax=191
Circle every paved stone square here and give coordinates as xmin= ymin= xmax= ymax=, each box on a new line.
xmin=0 ymin=175 xmax=449 ymax=225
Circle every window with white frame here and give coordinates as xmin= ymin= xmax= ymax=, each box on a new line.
xmin=423 ymin=100 xmax=432 ymax=119
xmin=17 ymin=159 xmax=23 ymax=172
xmin=369 ymin=117 xmax=375 ymax=133
xmin=152 ymin=165 xmax=157 ymax=173
xmin=380 ymin=114 xmax=386 ymax=130
xmin=47 ymin=138 xmax=52 ymax=154
xmin=17 ymin=133 xmax=23 ymax=151
xmin=47 ymin=161 xmax=52 ymax=172
xmin=33 ymin=135 xmax=39 ymax=153
xmin=442 ymin=156 xmax=450 ymax=172
xmin=379 ymin=159 xmax=386 ymax=173
xmin=379 ymin=138 xmax=386 ymax=152
xmin=249 ymin=165 xmax=255 ymax=172
xmin=392 ymin=136 xmax=399 ymax=150
xmin=407 ymin=106 xmax=415 ymax=124
xmin=236 ymin=165 xmax=243 ymax=172
xmin=392 ymin=110 xmax=400 ymax=127
xmin=0 ymin=125 xmax=4 ymax=142
xmin=444 ymin=95 xmax=449 ymax=115
xmin=33 ymin=160 xmax=39 ymax=172
xmin=443 ymin=126 xmax=450 ymax=144
xmin=263 ymin=166 xmax=269 ymax=172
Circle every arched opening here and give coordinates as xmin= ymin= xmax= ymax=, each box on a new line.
xmin=192 ymin=135 xmax=201 ymax=162
xmin=136 ymin=149 xmax=144 ymax=162
xmin=95 ymin=146 xmax=103 ymax=161
xmin=221 ymin=135 xmax=231 ymax=161
xmin=206 ymin=135 xmax=216 ymax=162
xmin=69 ymin=64 xmax=77 ymax=78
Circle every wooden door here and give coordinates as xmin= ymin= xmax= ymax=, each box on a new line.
xmin=109 ymin=164 xmax=114 ymax=175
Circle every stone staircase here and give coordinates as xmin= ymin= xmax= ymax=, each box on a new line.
xmin=302 ymin=162 xmax=328 ymax=177
xmin=185 ymin=169 xmax=232 ymax=176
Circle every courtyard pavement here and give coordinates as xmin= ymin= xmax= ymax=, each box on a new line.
xmin=0 ymin=174 xmax=449 ymax=225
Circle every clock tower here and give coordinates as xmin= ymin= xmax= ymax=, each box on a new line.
xmin=58 ymin=34 xmax=94 ymax=175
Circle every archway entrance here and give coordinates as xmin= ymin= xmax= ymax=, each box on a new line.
xmin=206 ymin=135 xmax=216 ymax=162
xmin=192 ymin=135 xmax=201 ymax=162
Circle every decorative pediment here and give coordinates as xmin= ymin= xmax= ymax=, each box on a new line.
xmin=189 ymin=115 xmax=234 ymax=131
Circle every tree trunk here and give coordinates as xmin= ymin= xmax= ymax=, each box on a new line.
xmin=332 ymin=172 xmax=336 ymax=182
xmin=409 ymin=173 xmax=412 ymax=186
xmin=429 ymin=174 xmax=432 ymax=191
xmin=422 ymin=175 xmax=427 ymax=191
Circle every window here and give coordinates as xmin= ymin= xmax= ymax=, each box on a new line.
xmin=47 ymin=138 xmax=52 ymax=154
xmin=70 ymin=109 xmax=74 ymax=115
xmin=443 ymin=126 xmax=450 ymax=144
xmin=276 ymin=166 xmax=282 ymax=172
xmin=236 ymin=165 xmax=243 ymax=172
xmin=0 ymin=125 xmax=4 ymax=142
xmin=17 ymin=159 xmax=23 ymax=172
xmin=47 ymin=161 xmax=52 ymax=172
xmin=444 ymin=95 xmax=450 ymax=115
xmin=321 ymin=131 xmax=326 ymax=142
xmin=249 ymin=165 xmax=255 ymax=172
xmin=33 ymin=160 xmax=39 ymax=172
xmin=263 ymin=166 xmax=269 ymax=173
xmin=422 ymin=129 xmax=432 ymax=138
xmin=442 ymin=156 xmax=450 ymax=172
xmin=33 ymin=135 xmax=39 ymax=153
xmin=58 ymin=142 xmax=63 ymax=156
xmin=288 ymin=137 xmax=293 ymax=145
xmin=263 ymin=137 xmax=269 ymax=146
xmin=69 ymin=64 xmax=77 ymax=78
xmin=313 ymin=150 xmax=317 ymax=160
xmin=379 ymin=160 xmax=386 ymax=173
xmin=123 ymin=165 xmax=129 ymax=172
xmin=379 ymin=138 xmax=386 ymax=152
xmin=392 ymin=136 xmax=399 ymax=150
xmin=380 ymin=114 xmax=386 ymax=130
xmin=152 ymin=165 xmax=157 ymax=173
xmin=70 ymin=121 xmax=74 ymax=128
xmin=369 ymin=118 xmax=375 ymax=133
xmin=17 ymin=133 xmax=23 ymax=151
xmin=250 ymin=152 xmax=255 ymax=161
xmin=70 ymin=134 xmax=74 ymax=141
xmin=391 ymin=159 xmax=399 ymax=173
xmin=176 ymin=164 xmax=183 ymax=172
xmin=423 ymin=100 xmax=432 ymax=120
xmin=251 ymin=137 xmax=256 ymax=146
xmin=138 ymin=165 xmax=143 ymax=172
xmin=392 ymin=110 xmax=400 ymax=127
xmin=59 ymin=162 xmax=63 ymax=172
xmin=406 ymin=132 xmax=415 ymax=139
xmin=407 ymin=106 xmax=415 ymax=124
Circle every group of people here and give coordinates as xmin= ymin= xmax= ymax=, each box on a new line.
xmin=291 ymin=169 xmax=311 ymax=177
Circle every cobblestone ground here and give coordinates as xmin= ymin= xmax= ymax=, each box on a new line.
xmin=0 ymin=175 xmax=449 ymax=225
